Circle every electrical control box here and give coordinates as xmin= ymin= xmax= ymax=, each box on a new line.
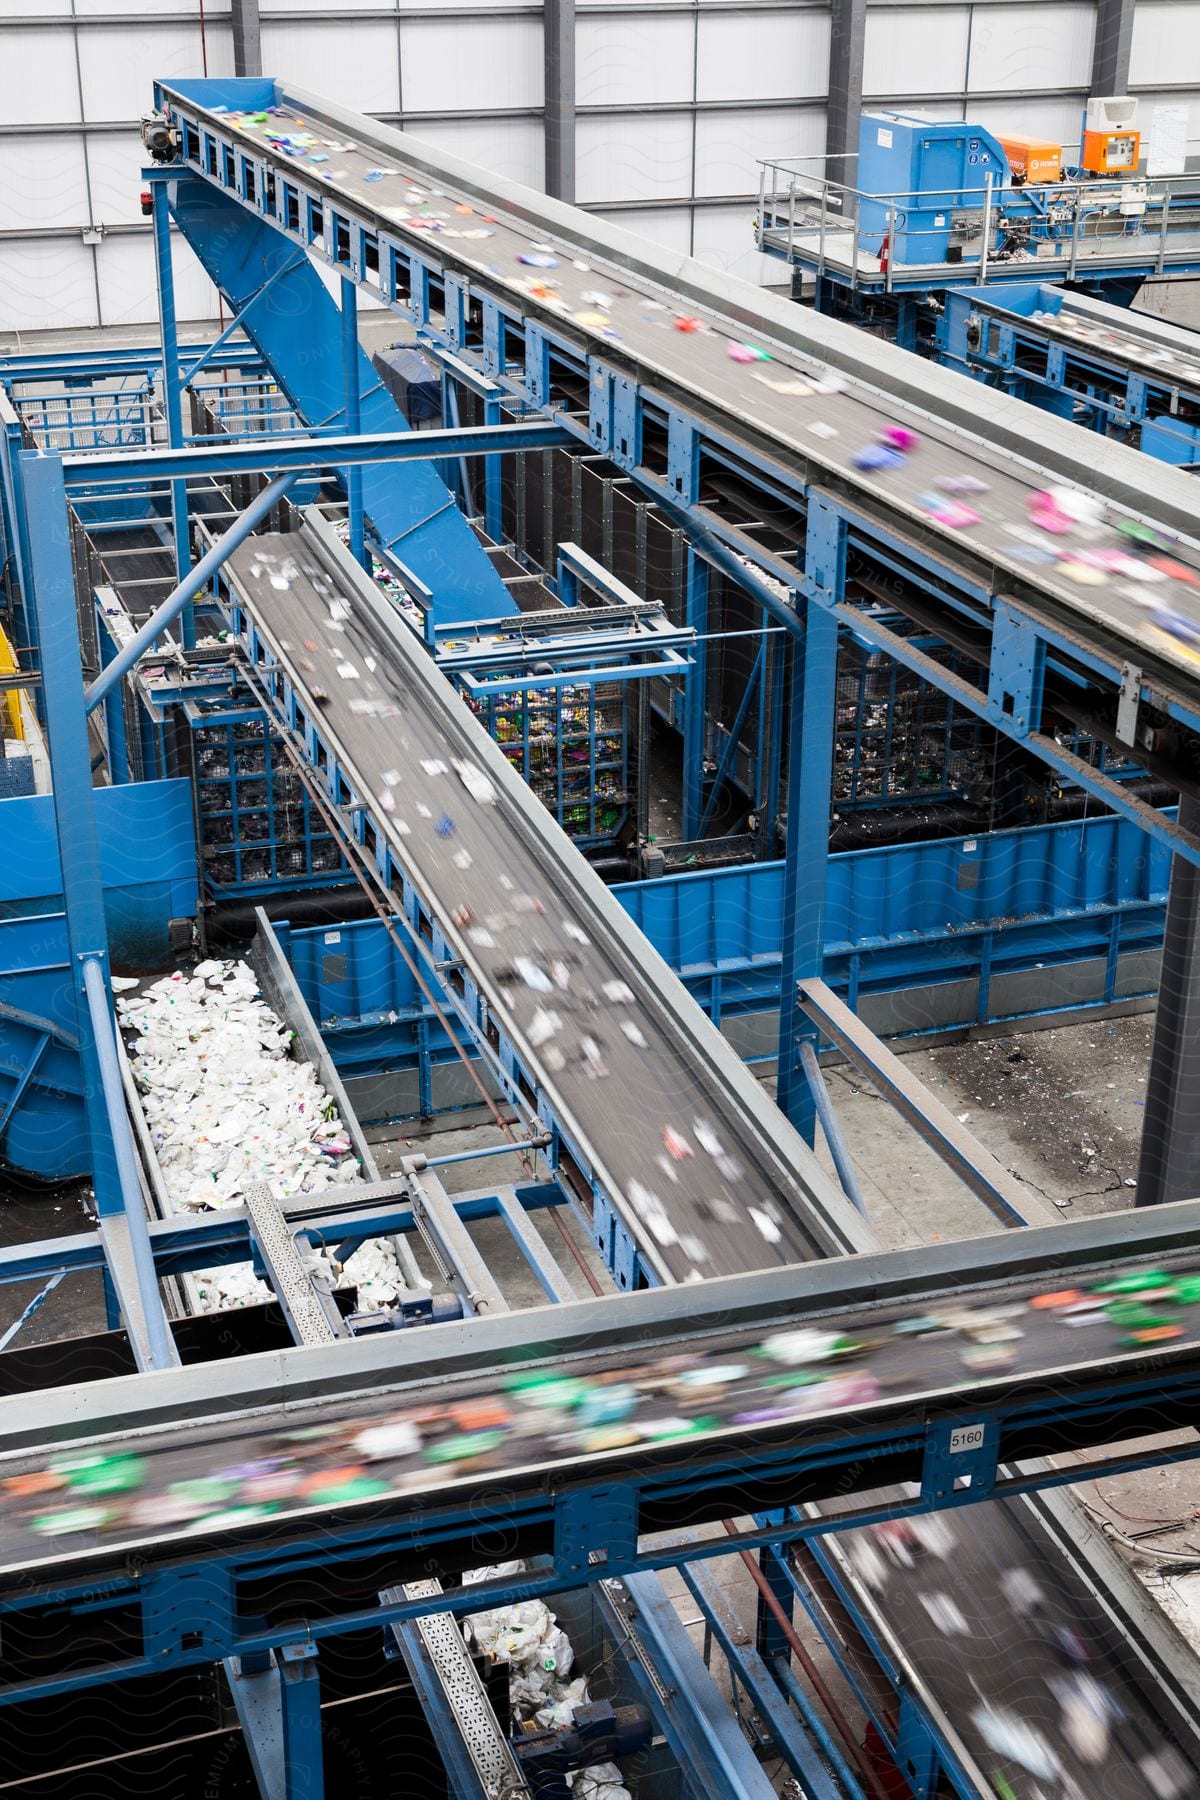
xmin=1082 ymin=97 xmax=1141 ymax=173
xmin=996 ymin=134 xmax=1063 ymax=185
xmin=1081 ymin=128 xmax=1141 ymax=172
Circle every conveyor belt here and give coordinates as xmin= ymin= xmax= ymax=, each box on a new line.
xmin=2 ymin=1227 xmax=1200 ymax=1796
xmin=224 ymin=524 xmax=1199 ymax=1799
xmin=964 ymin=284 xmax=1200 ymax=397
xmin=227 ymin=525 xmax=871 ymax=1281
xmin=3 ymin=1224 xmax=1200 ymax=1570
xmin=1013 ymin=291 xmax=1200 ymax=392
xmin=162 ymin=83 xmax=1200 ymax=710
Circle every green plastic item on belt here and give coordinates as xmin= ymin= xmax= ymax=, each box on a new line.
xmin=305 ymin=1477 xmax=390 ymax=1505
xmin=505 ymin=1374 xmax=590 ymax=1408
xmin=53 ymin=1453 xmax=146 ymax=1496
xmin=192 ymin=1503 xmax=283 ymax=1531
xmin=1096 ymin=1269 xmax=1172 ymax=1294
xmin=1106 ymin=1302 xmax=1173 ymax=1329
xmin=424 ymin=1430 xmax=507 ymax=1464
xmin=30 ymin=1505 xmax=115 ymax=1536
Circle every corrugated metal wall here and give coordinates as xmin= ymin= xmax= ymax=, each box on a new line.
xmin=1 ymin=0 xmax=1199 ymax=330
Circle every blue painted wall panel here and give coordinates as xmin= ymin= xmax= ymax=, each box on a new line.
xmin=0 ymin=782 xmax=198 ymax=1181
xmin=0 ymin=778 xmax=198 ymax=962
xmin=282 ymin=813 xmax=1170 ymax=1087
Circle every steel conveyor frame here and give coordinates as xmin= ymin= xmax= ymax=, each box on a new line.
xmin=152 ymin=79 xmax=1200 ymax=862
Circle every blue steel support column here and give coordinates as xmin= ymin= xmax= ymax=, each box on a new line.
xmin=483 ymin=393 xmax=504 ymax=541
xmin=776 ymin=506 xmax=842 ymax=1140
xmin=19 ymin=455 xmax=122 ymax=1213
xmin=150 ymin=179 xmax=194 ymax=647
xmin=340 ymin=277 xmax=368 ymax=573
xmin=1137 ymin=792 xmax=1200 ymax=1206
xmin=682 ymin=549 xmax=709 ymax=840
xmin=755 ymin=1535 xmax=796 ymax=1665
xmin=279 ymin=1642 xmax=324 ymax=1799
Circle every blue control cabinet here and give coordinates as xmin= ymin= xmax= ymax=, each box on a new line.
xmin=857 ymin=112 xmax=1011 ymax=263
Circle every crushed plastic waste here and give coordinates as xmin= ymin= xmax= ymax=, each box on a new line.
xmin=119 ymin=962 xmax=411 ymax=1314
xmin=463 ymin=1564 xmax=632 ymax=1797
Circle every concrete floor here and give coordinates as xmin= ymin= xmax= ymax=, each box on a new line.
xmin=807 ymin=1013 xmax=1154 ymax=1247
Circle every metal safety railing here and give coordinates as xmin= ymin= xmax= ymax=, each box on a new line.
xmin=756 ymin=158 xmax=1200 ymax=288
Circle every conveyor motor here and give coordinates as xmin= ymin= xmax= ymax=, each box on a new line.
xmin=513 ymin=1700 xmax=652 ymax=1797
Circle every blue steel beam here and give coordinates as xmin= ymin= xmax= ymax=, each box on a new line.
xmin=598 ymin=1573 xmax=781 ymax=1799
xmin=797 ymin=977 xmax=1041 ymax=1226
xmin=679 ymin=1561 xmax=857 ymax=1800
xmin=799 ymin=1040 xmax=867 ymax=1219
xmin=82 ymin=957 xmax=177 ymax=1370
xmin=278 ymin=1642 xmax=324 ymax=1800
xmin=0 ymin=342 xmax=262 ymax=389
xmin=21 ymin=453 xmax=124 ymax=1216
xmin=776 ymin=509 xmax=841 ymax=1141
xmin=60 ymin=421 xmax=571 ymax=488
xmin=339 ymin=276 xmax=368 ymax=573
xmin=0 ymin=1182 xmax=567 ymax=1289
xmin=179 ymin=261 xmax=302 ymax=394
xmin=150 ymin=180 xmax=193 ymax=640
xmin=83 ymin=470 xmax=299 ymax=714
xmin=157 ymin=167 xmax=515 ymax=625
xmin=20 ymin=452 xmax=177 ymax=1370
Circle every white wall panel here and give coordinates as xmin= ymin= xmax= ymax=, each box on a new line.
xmin=0 ymin=136 xmax=88 ymax=233
xmin=0 ymin=30 xmax=80 ymax=127
xmin=1142 ymin=93 xmax=1200 ymax=155
xmin=691 ymin=204 xmax=785 ymax=284
xmin=696 ymin=10 xmax=830 ymax=103
xmin=409 ymin=116 xmax=544 ymax=189
xmin=694 ymin=108 xmax=824 ymax=197
xmin=0 ymin=239 xmax=97 ymax=332
xmin=576 ymin=113 xmax=693 ymax=204
xmin=596 ymin=207 xmax=693 ymax=255
xmin=74 ymin=0 xmax=229 ymax=13
xmin=969 ymin=92 xmax=1087 ymax=152
xmin=388 ymin=0 xmax=524 ymax=9
xmin=968 ymin=4 xmax=1093 ymax=93
xmin=400 ymin=17 xmax=542 ymax=114
xmin=79 ymin=23 xmax=234 ymax=124
xmin=260 ymin=20 xmax=401 ymax=113
xmin=864 ymin=7 xmax=969 ymax=96
xmin=0 ymin=0 xmax=75 ymax=16
xmin=96 ymin=234 xmax=218 ymax=328
xmin=1131 ymin=2 xmax=1200 ymax=86
xmin=576 ymin=13 xmax=694 ymax=107
xmin=87 ymin=132 xmax=153 ymax=227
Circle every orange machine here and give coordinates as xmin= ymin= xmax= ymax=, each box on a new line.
xmin=1081 ymin=127 xmax=1141 ymax=172
xmin=997 ymin=134 xmax=1063 ymax=185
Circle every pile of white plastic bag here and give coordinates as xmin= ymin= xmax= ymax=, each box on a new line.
xmin=463 ymin=1565 xmax=633 ymax=1800
xmin=118 ymin=959 xmax=411 ymax=1314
